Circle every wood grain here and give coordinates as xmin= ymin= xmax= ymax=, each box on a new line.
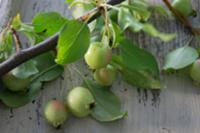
xmin=0 ymin=0 xmax=200 ymax=133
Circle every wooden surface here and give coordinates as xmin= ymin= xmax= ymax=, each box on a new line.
xmin=1 ymin=0 xmax=200 ymax=133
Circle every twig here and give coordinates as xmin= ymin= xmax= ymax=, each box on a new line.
xmin=0 ymin=0 xmax=125 ymax=77
xmin=11 ymin=28 xmax=21 ymax=51
xmin=162 ymin=0 xmax=200 ymax=35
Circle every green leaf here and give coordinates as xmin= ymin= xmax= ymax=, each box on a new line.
xmin=11 ymin=14 xmax=44 ymax=45
xmin=0 ymin=89 xmax=33 ymax=108
xmin=11 ymin=14 xmax=21 ymax=30
xmin=0 ymin=52 xmax=64 ymax=108
xmin=19 ymin=23 xmax=45 ymax=45
xmin=118 ymin=8 xmax=176 ymax=42
xmin=12 ymin=60 xmax=39 ymax=79
xmin=33 ymin=12 xmax=67 ymax=36
xmin=33 ymin=52 xmax=55 ymax=71
xmin=118 ymin=7 xmax=143 ymax=32
xmin=142 ymin=24 xmax=176 ymax=42
xmin=119 ymin=39 xmax=159 ymax=77
xmin=121 ymin=3 xmax=151 ymax=21
xmin=110 ymin=22 xmax=123 ymax=47
xmin=112 ymin=39 xmax=163 ymax=89
xmin=83 ymin=80 xmax=126 ymax=122
xmin=0 ymin=29 xmax=13 ymax=61
xmin=32 ymin=52 xmax=64 ymax=82
xmin=56 ymin=20 xmax=90 ymax=64
xmin=163 ymin=46 xmax=198 ymax=71
xmin=65 ymin=0 xmax=73 ymax=3
xmin=31 ymin=64 xmax=63 ymax=83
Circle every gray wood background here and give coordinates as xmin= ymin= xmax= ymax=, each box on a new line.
xmin=0 ymin=0 xmax=200 ymax=133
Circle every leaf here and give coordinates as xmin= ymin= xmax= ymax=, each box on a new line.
xmin=112 ymin=39 xmax=163 ymax=89
xmin=11 ymin=14 xmax=21 ymax=30
xmin=121 ymin=3 xmax=151 ymax=21
xmin=0 ymin=52 xmax=64 ymax=108
xmin=19 ymin=23 xmax=45 ymax=45
xmin=11 ymin=14 xmax=44 ymax=45
xmin=0 ymin=89 xmax=33 ymax=108
xmin=31 ymin=64 xmax=64 ymax=84
xmin=163 ymin=46 xmax=199 ymax=71
xmin=114 ymin=58 xmax=163 ymax=89
xmin=56 ymin=20 xmax=90 ymax=64
xmin=33 ymin=12 xmax=67 ymax=36
xmin=0 ymin=29 xmax=13 ymax=61
xmin=11 ymin=60 xmax=39 ymax=79
xmin=110 ymin=22 xmax=123 ymax=47
xmin=83 ymin=80 xmax=126 ymax=122
xmin=142 ymin=24 xmax=176 ymax=42
xmin=118 ymin=7 xmax=143 ymax=32
xmin=33 ymin=52 xmax=56 ymax=71
xmin=32 ymin=52 xmax=64 ymax=83
xmin=0 ymin=66 xmax=63 ymax=108
xmin=118 ymin=8 xmax=176 ymax=42
xmin=119 ymin=39 xmax=160 ymax=77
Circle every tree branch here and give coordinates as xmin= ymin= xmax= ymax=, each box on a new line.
xmin=0 ymin=0 xmax=125 ymax=77
xmin=162 ymin=0 xmax=200 ymax=35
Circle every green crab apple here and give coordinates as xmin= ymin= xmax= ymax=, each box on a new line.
xmin=44 ymin=100 xmax=68 ymax=128
xmin=94 ymin=64 xmax=116 ymax=86
xmin=84 ymin=42 xmax=112 ymax=69
xmin=190 ymin=59 xmax=200 ymax=85
xmin=172 ymin=0 xmax=196 ymax=17
xmin=66 ymin=86 xmax=95 ymax=118
xmin=1 ymin=73 xmax=30 ymax=92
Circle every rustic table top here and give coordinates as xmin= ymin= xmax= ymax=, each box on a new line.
xmin=0 ymin=0 xmax=200 ymax=133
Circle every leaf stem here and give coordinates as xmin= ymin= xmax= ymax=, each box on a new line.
xmin=11 ymin=28 xmax=22 ymax=51
xmin=184 ymin=36 xmax=194 ymax=47
xmin=71 ymin=67 xmax=91 ymax=88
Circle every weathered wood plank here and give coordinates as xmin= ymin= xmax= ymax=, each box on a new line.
xmin=0 ymin=0 xmax=200 ymax=133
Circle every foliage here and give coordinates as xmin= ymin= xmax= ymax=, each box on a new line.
xmin=0 ymin=0 xmax=199 ymax=124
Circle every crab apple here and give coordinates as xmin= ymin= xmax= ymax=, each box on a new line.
xmin=44 ymin=100 xmax=68 ymax=128
xmin=190 ymin=59 xmax=200 ymax=84
xmin=66 ymin=86 xmax=95 ymax=118
xmin=172 ymin=0 xmax=195 ymax=17
xmin=1 ymin=73 xmax=30 ymax=92
xmin=84 ymin=42 xmax=112 ymax=69
xmin=94 ymin=64 xmax=116 ymax=86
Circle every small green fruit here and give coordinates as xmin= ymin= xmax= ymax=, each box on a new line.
xmin=67 ymin=86 xmax=95 ymax=118
xmin=190 ymin=59 xmax=200 ymax=84
xmin=84 ymin=42 xmax=112 ymax=69
xmin=44 ymin=100 xmax=68 ymax=128
xmin=94 ymin=64 xmax=116 ymax=86
xmin=1 ymin=73 xmax=30 ymax=92
xmin=172 ymin=0 xmax=195 ymax=17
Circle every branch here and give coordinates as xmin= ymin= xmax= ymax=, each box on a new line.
xmin=0 ymin=0 xmax=125 ymax=77
xmin=162 ymin=0 xmax=200 ymax=35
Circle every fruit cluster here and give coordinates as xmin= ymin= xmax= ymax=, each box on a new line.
xmin=44 ymin=87 xmax=94 ymax=128
xmin=44 ymin=42 xmax=117 ymax=127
